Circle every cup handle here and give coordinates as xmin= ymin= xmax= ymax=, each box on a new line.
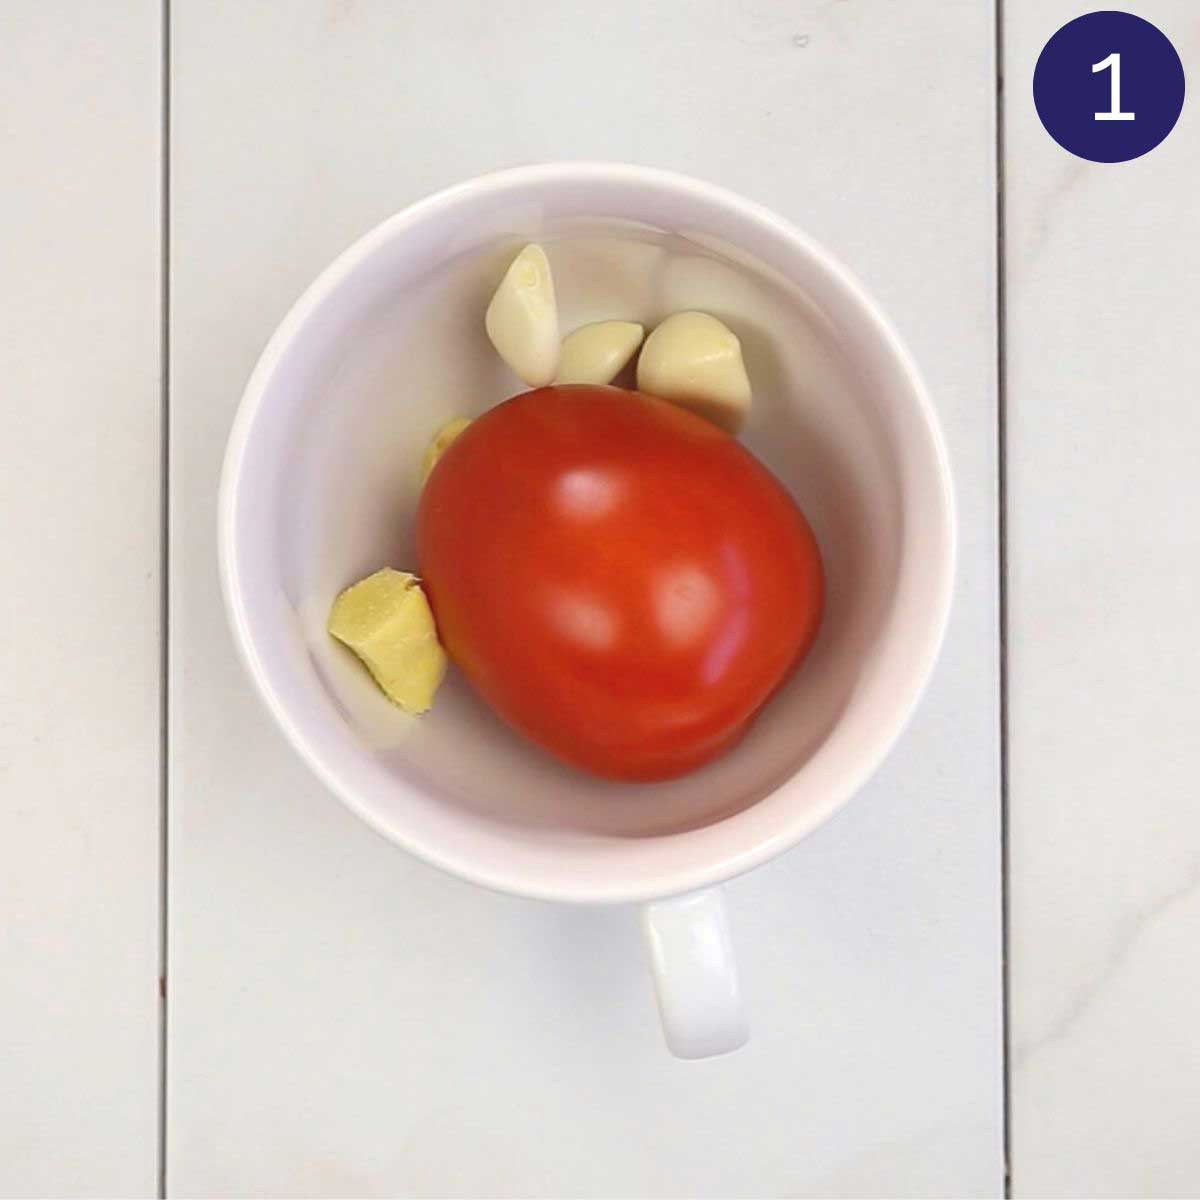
xmin=640 ymin=887 xmax=749 ymax=1059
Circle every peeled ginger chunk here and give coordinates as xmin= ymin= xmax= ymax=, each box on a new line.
xmin=327 ymin=569 xmax=448 ymax=714
xmin=557 ymin=320 xmax=644 ymax=385
xmin=636 ymin=311 xmax=751 ymax=432
xmin=421 ymin=416 xmax=472 ymax=483
xmin=485 ymin=243 xmax=559 ymax=386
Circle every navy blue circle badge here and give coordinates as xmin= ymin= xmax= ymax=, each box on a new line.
xmin=1033 ymin=10 xmax=1185 ymax=162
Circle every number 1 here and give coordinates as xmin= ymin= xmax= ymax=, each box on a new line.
xmin=1093 ymin=53 xmax=1135 ymax=121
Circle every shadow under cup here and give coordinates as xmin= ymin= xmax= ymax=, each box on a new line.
xmin=221 ymin=168 xmax=953 ymax=903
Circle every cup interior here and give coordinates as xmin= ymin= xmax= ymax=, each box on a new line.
xmin=221 ymin=166 xmax=953 ymax=902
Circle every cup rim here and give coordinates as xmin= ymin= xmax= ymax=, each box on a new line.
xmin=218 ymin=161 xmax=956 ymax=905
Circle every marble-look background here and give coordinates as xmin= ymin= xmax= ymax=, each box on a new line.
xmin=2 ymin=0 xmax=1197 ymax=1196
xmin=1006 ymin=2 xmax=1200 ymax=1196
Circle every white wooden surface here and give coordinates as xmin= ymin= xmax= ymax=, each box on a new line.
xmin=35 ymin=1 xmax=1200 ymax=1195
xmin=166 ymin=2 xmax=1001 ymax=1197
xmin=1006 ymin=3 xmax=1200 ymax=1196
xmin=0 ymin=3 xmax=162 ymax=1196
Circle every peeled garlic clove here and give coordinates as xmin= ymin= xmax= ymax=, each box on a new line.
xmin=327 ymin=569 xmax=448 ymax=714
xmin=636 ymin=311 xmax=752 ymax=432
xmin=485 ymin=243 xmax=559 ymax=386
xmin=421 ymin=416 xmax=472 ymax=483
xmin=556 ymin=320 xmax=644 ymax=385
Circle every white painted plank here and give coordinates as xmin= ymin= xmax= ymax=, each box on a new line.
xmin=0 ymin=3 xmax=162 ymax=1196
xmin=168 ymin=2 xmax=1001 ymax=1194
xmin=1005 ymin=3 xmax=1200 ymax=1195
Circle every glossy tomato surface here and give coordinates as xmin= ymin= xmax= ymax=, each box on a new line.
xmin=417 ymin=385 xmax=823 ymax=780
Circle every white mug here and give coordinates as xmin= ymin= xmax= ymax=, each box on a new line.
xmin=218 ymin=163 xmax=955 ymax=1059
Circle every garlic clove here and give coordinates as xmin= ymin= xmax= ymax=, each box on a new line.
xmin=556 ymin=320 xmax=644 ymax=385
xmin=485 ymin=243 xmax=559 ymax=386
xmin=421 ymin=416 xmax=472 ymax=483
xmin=636 ymin=311 xmax=751 ymax=432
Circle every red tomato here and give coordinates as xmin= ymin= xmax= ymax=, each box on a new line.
xmin=417 ymin=385 xmax=823 ymax=780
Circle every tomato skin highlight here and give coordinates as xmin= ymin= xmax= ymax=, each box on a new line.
xmin=416 ymin=385 xmax=823 ymax=780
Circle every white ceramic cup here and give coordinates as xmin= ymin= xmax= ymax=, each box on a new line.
xmin=219 ymin=163 xmax=955 ymax=1059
